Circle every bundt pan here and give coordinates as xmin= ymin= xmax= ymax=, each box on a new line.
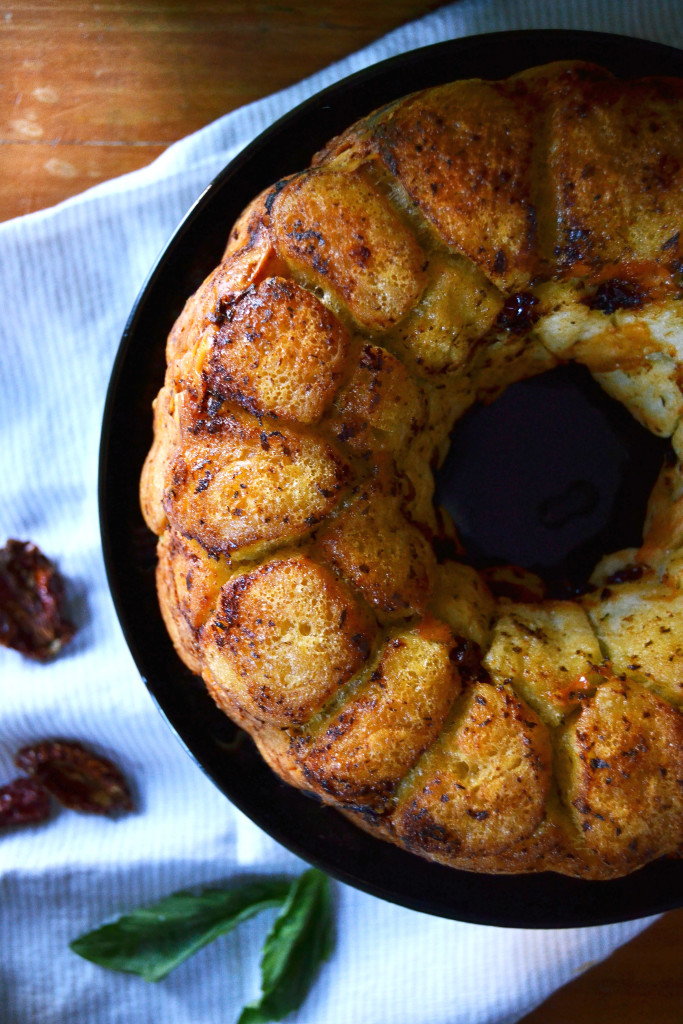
xmin=100 ymin=30 xmax=683 ymax=926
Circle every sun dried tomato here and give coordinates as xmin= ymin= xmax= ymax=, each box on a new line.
xmin=0 ymin=776 xmax=51 ymax=826
xmin=14 ymin=740 xmax=133 ymax=816
xmin=450 ymin=636 xmax=491 ymax=686
xmin=604 ymin=563 xmax=648 ymax=585
xmin=584 ymin=278 xmax=645 ymax=313
xmin=494 ymin=291 xmax=540 ymax=334
xmin=0 ymin=539 xmax=76 ymax=660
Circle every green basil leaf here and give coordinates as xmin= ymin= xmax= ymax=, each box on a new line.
xmin=70 ymin=879 xmax=291 ymax=982
xmin=237 ymin=868 xmax=333 ymax=1024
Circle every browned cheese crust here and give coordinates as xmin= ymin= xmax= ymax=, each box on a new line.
xmin=140 ymin=62 xmax=683 ymax=878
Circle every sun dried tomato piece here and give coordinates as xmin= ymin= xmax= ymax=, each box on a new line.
xmin=14 ymin=741 xmax=133 ymax=816
xmin=450 ymin=636 xmax=491 ymax=686
xmin=494 ymin=291 xmax=540 ymax=334
xmin=584 ymin=278 xmax=646 ymax=314
xmin=604 ymin=562 xmax=648 ymax=585
xmin=0 ymin=539 xmax=76 ymax=660
xmin=0 ymin=776 xmax=51 ymax=826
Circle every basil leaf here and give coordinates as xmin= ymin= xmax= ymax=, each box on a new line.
xmin=237 ymin=868 xmax=333 ymax=1024
xmin=70 ymin=879 xmax=291 ymax=982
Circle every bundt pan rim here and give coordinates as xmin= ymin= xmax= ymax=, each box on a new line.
xmin=100 ymin=29 xmax=683 ymax=927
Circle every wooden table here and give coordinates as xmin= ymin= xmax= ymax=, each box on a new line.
xmin=2 ymin=3 xmax=681 ymax=1020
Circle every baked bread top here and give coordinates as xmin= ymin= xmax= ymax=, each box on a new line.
xmin=141 ymin=61 xmax=683 ymax=879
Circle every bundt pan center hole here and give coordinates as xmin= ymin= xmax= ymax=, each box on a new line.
xmin=436 ymin=363 xmax=671 ymax=592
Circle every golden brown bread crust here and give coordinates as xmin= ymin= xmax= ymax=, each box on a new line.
xmin=141 ymin=61 xmax=683 ymax=879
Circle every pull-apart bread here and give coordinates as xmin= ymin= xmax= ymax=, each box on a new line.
xmin=141 ymin=61 xmax=683 ymax=879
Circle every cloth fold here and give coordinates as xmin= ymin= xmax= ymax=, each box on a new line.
xmin=1 ymin=2 xmax=681 ymax=1022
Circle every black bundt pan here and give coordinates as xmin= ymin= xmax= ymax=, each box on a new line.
xmin=100 ymin=30 xmax=683 ymax=927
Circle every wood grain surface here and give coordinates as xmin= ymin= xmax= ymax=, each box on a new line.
xmin=0 ymin=0 xmax=442 ymax=220
xmin=2 ymin=2 xmax=681 ymax=1020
